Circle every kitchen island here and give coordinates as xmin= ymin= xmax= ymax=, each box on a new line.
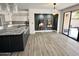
xmin=0 ymin=26 xmax=29 ymax=52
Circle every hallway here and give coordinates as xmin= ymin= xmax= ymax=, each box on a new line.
xmin=17 ymin=32 xmax=79 ymax=56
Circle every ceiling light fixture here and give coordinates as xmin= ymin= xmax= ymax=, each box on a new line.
xmin=53 ymin=3 xmax=58 ymax=15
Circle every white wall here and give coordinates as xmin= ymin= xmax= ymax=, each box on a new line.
xmin=29 ymin=8 xmax=60 ymax=34
xmin=57 ymin=11 xmax=64 ymax=33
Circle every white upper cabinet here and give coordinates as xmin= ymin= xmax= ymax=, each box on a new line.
xmin=0 ymin=3 xmax=29 ymax=22
xmin=0 ymin=3 xmax=7 ymax=13
xmin=0 ymin=3 xmax=18 ymax=13
xmin=0 ymin=3 xmax=29 ymax=14
xmin=7 ymin=3 xmax=18 ymax=13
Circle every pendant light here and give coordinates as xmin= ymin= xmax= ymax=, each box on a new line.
xmin=53 ymin=3 xmax=58 ymax=15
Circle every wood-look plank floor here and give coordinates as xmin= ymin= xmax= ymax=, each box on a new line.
xmin=16 ymin=32 xmax=79 ymax=56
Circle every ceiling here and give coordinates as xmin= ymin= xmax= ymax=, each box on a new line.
xmin=17 ymin=3 xmax=78 ymax=10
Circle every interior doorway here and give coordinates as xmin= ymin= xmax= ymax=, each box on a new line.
xmin=35 ymin=14 xmax=58 ymax=31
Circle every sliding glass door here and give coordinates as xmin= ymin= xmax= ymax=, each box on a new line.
xmin=63 ymin=10 xmax=79 ymax=40
xmin=69 ymin=10 xmax=79 ymax=39
xmin=63 ymin=12 xmax=71 ymax=35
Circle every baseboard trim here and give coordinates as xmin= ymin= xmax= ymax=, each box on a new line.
xmin=35 ymin=30 xmax=56 ymax=32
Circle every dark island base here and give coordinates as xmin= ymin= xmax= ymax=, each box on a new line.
xmin=0 ymin=32 xmax=29 ymax=52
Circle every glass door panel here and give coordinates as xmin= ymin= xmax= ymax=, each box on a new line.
xmin=63 ymin=12 xmax=71 ymax=35
xmin=69 ymin=11 xmax=79 ymax=39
